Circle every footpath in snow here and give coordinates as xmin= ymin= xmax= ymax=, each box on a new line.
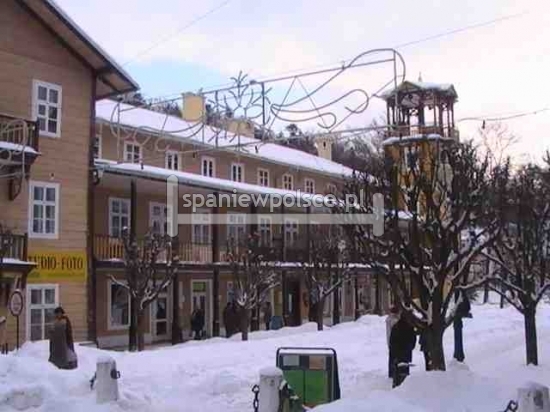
xmin=2 ymin=302 xmax=550 ymax=411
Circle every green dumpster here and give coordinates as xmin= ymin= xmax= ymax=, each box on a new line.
xmin=276 ymin=347 xmax=341 ymax=408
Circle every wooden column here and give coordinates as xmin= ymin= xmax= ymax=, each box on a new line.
xmin=250 ymin=204 xmax=259 ymax=331
xmin=171 ymin=235 xmax=182 ymax=345
xmin=281 ymin=205 xmax=288 ymax=326
xmin=212 ymin=192 xmax=220 ymax=337
xmin=128 ymin=179 xmax=138 ymax=351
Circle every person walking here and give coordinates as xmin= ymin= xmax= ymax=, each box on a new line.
xmin=453 ymin=294 xmax=472 ymax=362
xmin=191 ymin=307 xmax=205 ymax=340
xmin=389 ymin=314 xmax=417 ymax=388
xmin=263 ymin=301 xmax=272 ymax=331
xmin=223 ymin=302 xmax=235 ymax=338
xmin=385 ymin=306 xmax=400 ymax=378
xmin=48 ymin=307 xmax=77 ymax=370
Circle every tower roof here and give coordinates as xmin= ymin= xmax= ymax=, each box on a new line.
xmin=380 ymin=80 xmax=457 ymax=102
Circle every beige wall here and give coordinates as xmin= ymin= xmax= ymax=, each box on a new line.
xmin=0 ymin=0 xmax=94 ymax=344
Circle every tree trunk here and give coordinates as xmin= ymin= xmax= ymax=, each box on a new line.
xmin=524 ymin=305 xmax=538 ymax=365
xmin=137 ymin=308 xmax=146 ymax=351
xmin=240 ymin=308 xmax=250 ymax=341
xmin=128 ymin=295 xmax=139 ymax=352
xmin=483 ymin=282 xmax=489 ymax=304
xmin=429 ymin=327 xmax=446 ymax=371
xmin=316 ymin=299 xmax=324 ymax=331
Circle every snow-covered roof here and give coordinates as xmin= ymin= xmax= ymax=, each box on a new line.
xmin=0 ymin=141 xmax=39 ymax=155
xmin=380 ymin=80 xmax=457 ymax=100
xmin=96 ymin=160 xmax=331 ymax=203
xmin=382 ymin=134 xmax=454 ymax=146
xmin=95 ymin=100 xmax=353 ymax=179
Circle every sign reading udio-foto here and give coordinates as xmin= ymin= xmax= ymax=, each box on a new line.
xmin=28 ymin=251 xmax=87 ymax=281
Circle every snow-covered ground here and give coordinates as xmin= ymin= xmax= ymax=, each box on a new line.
xmin=2 ymin=301 xmax=550 ymax=411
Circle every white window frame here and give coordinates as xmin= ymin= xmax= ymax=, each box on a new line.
xmin=201 ymin=156 xmax=216 ymax=177
xmin=227 ymin=213 xmax=247 ymax=244
xmin=149 ymin=201 xmax=167 ymax=235
xmin=403 ymin=145 xmax=419 ymax=171
xmin=231 ymin=162 xmax=245 ymax=182
xmin=259 ymin=216 xmax=272 ymax=246
xmin=165 ymin=150 xmax=181 ymax=171
xmin=107 ymin=279 xmax=131 ymax=330
xmin=109 ymin=197 xmax=131 ymax=238
xmin=124 ymin=141 xmax=142 ymax=164
xmin=282 ymin=173 xmax=294 ymax=190
xmin=26 ymin=283 xmax=59 ymax=341
xmin=192 ymin=208 xmax=211 ymax=244
xmin=304 ymin=178 xmax=315 ymax=194
xmin=257 ymin=168 xmax=270 ymax=187
xmin=32 ymin=80 xmax=62 ymax=138
xmin=28 ymin=181 xmax=60 ymax=239
xmin=326 ymin=183 xmax=337 ymax=195
xmin=284 ymin=218 xmax=299 ymax=246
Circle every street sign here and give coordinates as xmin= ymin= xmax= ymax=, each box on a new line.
xmin=8 ymin=290 xmax=23 ymax=317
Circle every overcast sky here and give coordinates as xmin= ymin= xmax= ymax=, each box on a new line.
xmin=57 ymin=0 xmax=550 ymax=162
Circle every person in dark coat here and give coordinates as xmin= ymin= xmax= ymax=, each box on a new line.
xmin=385 ymin=306 xmax=400 ymax=378
xmin=389 ymin=315 xmax=416 ymax=388
xmin=453 ymin=295 xmax=472 ymax=362
xmin=263 ymin=301 xmax=272 ymax=331
xmin=223 ymin=302 xmax=236 ymax=337
xmin=191 ymin=308 xmax=205 ymax=340
xmin=49 ymin=306 xmax=77 ymax=370
xmin=419 ymin=329 xmax=431 ymax=371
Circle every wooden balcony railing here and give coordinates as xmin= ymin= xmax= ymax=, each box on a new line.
xmin=94 ymin=235 xmax=214 ymax=263
xmin=386 ymin=124 xmax=459 ymax=140
xmin=1 ymin=233 xmax=28 ymax=262
xmin=0 ymin=114 xmax=39 ymax=152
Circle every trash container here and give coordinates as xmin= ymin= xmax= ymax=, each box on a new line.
xmin=276 ymin=347 xmax=340 ymax=408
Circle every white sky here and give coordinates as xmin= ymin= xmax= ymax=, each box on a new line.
xmin=57 ymin=0 xmax=550 ymax=162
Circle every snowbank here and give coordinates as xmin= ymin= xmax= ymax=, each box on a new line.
xmin=2 ymin=305 xmax=550 ymax=411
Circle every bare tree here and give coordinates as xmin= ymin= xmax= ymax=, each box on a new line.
xmin=343 ymin=140 xmax=509 ymax=371
xmin=226 ymin=233 xmax=279 ymax=341
xmin=471 ymin=161 xmax=550 ymax=365
xmin=477 ymin=122 xmax=519 ymax=168
xmin=303 ymin=227 xmax=350 ymax=331
xmin=111 ymin=229 xmax=179 ymax=351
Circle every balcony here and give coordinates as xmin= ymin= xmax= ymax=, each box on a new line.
xmin=385 ymin=124 xmax=459 ymax=140
xmin=0 ymin=114 xmax=39 ymax=154
xmin=93 ymin=235 xmax=310 ymax=265
xmin=0 ymin=232 xmax=28 ymax=262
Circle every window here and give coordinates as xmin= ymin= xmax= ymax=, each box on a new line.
xmin=403 ymin=145 xmax=419 ymax=171
xmin=201 ymin=156 xmax=215 ymax=177
xmin=228 ymin=213 xmax=247 ymax=245
xmin=27 ymin=284 xmax=58 ymax=341
xmin=165 ymin=151 xmax=181 ymax=171
xmin=326 ymin=183 xmax=337 ymax=195
xmin=259 ymin=216 xmax=272 ymax=246
xmin=192 ymin=209 xmax=211 ymax=244
xmin=231 ymin=163 xmax=244 ymax=182
xmin=109 ymin=198 xmax=130 ymax=237
xmin=149 ymin=202 xmax=167 ymax=235
xmin=258 ymin=168 xmax=270 ymax=187
xmin=282 ymin=174 xmax=294 ymax=190
xmin=109 ymin=281 xmax=130 ymax=329
xmin=29 ymin=181 xmax=60 ymax=239
xmin=284 ymin=219 xmax=299 ymax=246
xmin=304 ymin=178 xmax=315 ymax=194
xmin=124 ymin=142 xmax=142 ymax=163
xmin=226 ymin=281 xmax=235 ymax=303
xmin=33 ymin=80 xmax=62 ymax=137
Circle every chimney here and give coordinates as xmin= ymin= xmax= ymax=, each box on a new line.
xmin=316 ymin=135 xmax=333 ymax=161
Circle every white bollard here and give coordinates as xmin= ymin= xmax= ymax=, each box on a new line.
xmin=95 ymin=355 xmax=120 ymax=404
xmin=518 ymin=382 xmax=550 ymax=412
xmin=259 ymin=367 xmax=284 ymax=412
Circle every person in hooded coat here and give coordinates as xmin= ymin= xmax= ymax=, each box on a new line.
xmin=223 ymin=302 xmax=236 ymax=337
xmin=49 ymin=306 xmax=77 ymax=370
xmin=453 ymin=295 xmax=472 ymax=362
xmin=389 ymin=314 xmax=416 ymax=387
xmin=385 ymin=306 xmax=400 ymax=378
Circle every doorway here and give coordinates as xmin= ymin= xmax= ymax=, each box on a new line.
xmin=191 ymin=280 xmax=212 ymax=337
xmin=286 ymin=279 xmax=301 ymax=326
xmin=151 ymin=287 xmax=171 ymax=341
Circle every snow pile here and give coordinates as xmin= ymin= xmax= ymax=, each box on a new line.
xmin=2 ymin=304 xmax=550 ymax=411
